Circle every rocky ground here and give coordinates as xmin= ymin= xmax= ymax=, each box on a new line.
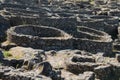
xmin=0 ymin=47 xmax=120 ymax=80
xmin=0 ymin=0 xmax=120 ymax=80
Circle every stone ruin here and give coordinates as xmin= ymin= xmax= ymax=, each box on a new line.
xmin=6 ymin=25 xmax=112 ymax=56
xmin=66 ymin=52 xmax=120 ymax=80
xmin=0 ymin=0 xmax=120 ymax=80
xmin=74 ymin=26 xmax=112 ymax=56
xmin=77 ymin=15 xmax=119 ymax=39
xmin=7 ymin=25 xmax=73 ymax=50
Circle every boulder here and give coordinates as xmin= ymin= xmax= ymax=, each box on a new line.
xmin=94 ymin=65 xmax=112 ymax=80
xmin=34 ymin=62 xmax=52 ymax=76
xmin=116 ymin=54 xmax=120 ymax=62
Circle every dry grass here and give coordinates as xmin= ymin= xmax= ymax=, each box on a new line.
xmin=3 ymin=51 xmax=12 ymax=58
xmin=8 ymin=49 xmax=24 ymax=59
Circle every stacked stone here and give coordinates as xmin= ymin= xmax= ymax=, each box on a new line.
xmin=0 ymin=0 xmax=50 ymax=7
xmin=74 ymin=26 xmax=113 ymax=56
xmin=77 ymin=15 xmax=119 ymax=39
xmin=0 ymin=1 xmax=120 ymax=80
xmin=0 ymin=15 xmax=10 ymax=41
xmin=6 ymin=25 xmax=113 ymax=56
xmin=66 ymin=51 xmax=120 ymax=80
xmin=113 ymin=27 xmax=120 ymax=52
xmin=0 ymin=48 xmax=61 ymax=80
xmin=7 ymin=25 xmax=73 ymax=50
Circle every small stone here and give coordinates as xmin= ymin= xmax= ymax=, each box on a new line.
xmin=116 ymin=54 xmax=120 ymax=62
xmin=34 ymin=62 xmax=52 ymax=76
xmin=84 ymin=71 xmax=95 ymax=80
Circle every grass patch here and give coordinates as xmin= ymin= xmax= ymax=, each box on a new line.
xmin=3 ymin=51 xmax=12 ymax=58
xmin=3 ymin=51 xmax=22 ymax=59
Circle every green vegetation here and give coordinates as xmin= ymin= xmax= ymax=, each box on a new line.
xmin=3 ymin=51 xmax=12 ymax=58
xmin=3 ymin=51 xmax=21 ymax=59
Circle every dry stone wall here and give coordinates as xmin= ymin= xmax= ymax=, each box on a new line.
xmin=7 ymin=25 xmax=113 ymax=55
xmin=7 ymin=25 xmax=73 ymax=50
xmin=0 ymin=1 xmax=120 ymax=80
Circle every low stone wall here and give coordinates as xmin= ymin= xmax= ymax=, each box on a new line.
xmin=7 ymin=25 xmax=73 ymax=50
xmin=4 ymin=15 xmax=77 ymax=34
xmin=90 ymin=15 xmax=115 ymax=19
xmin=3 ymin=6 xmax=51 ymax=16
xmin=0 ymin=15 xmax=10 ymax=41
xmin=66 ymin=53 xmax=120 ymax=80
xmin=75 ymin=26 xmax=107 ymax=39
xmin=0 ymin=3 xmax=46 ymax=11
xmin=89 ymin=15 xmax=119 ymax=26
xmin=0 ymin=3 xmax=30 ymax=10
xmin=77 ymin=17 xmax=119 ymax=39
xmin=113 ymin=39 xmax=120 ymax=51
xmin=109 ymin=10 xmax=120 ymax=17
xmin=7 ymin=25 xmax=113 ymax=55
xmin=1 ymin=0 xmax=43 ymax=7
xmin=73 ymin=26 xmax=113 ymax=56
xmin=4 ymin=15 xmax=41 ymax=26
xmin=38 ymin=17 xmax=77 ymax=34
xmin=4 ymin=8 xmax=42 ymax=16
xmin=73 ymin=38 xmax=112 ymax=56
xmin=1 ymin=7 xmax=77 ymax=34
xmin=117 ymin=27 xmax=120 ymax=40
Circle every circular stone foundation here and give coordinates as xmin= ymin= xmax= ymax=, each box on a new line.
xmin=74 ymin=26 xmax=113 ymax=56
xmin=7 ymin=25 xmax=73 ymax=50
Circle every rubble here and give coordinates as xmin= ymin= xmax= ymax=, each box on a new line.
xmin=0 ymin=0 xmax=120 ymax=80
